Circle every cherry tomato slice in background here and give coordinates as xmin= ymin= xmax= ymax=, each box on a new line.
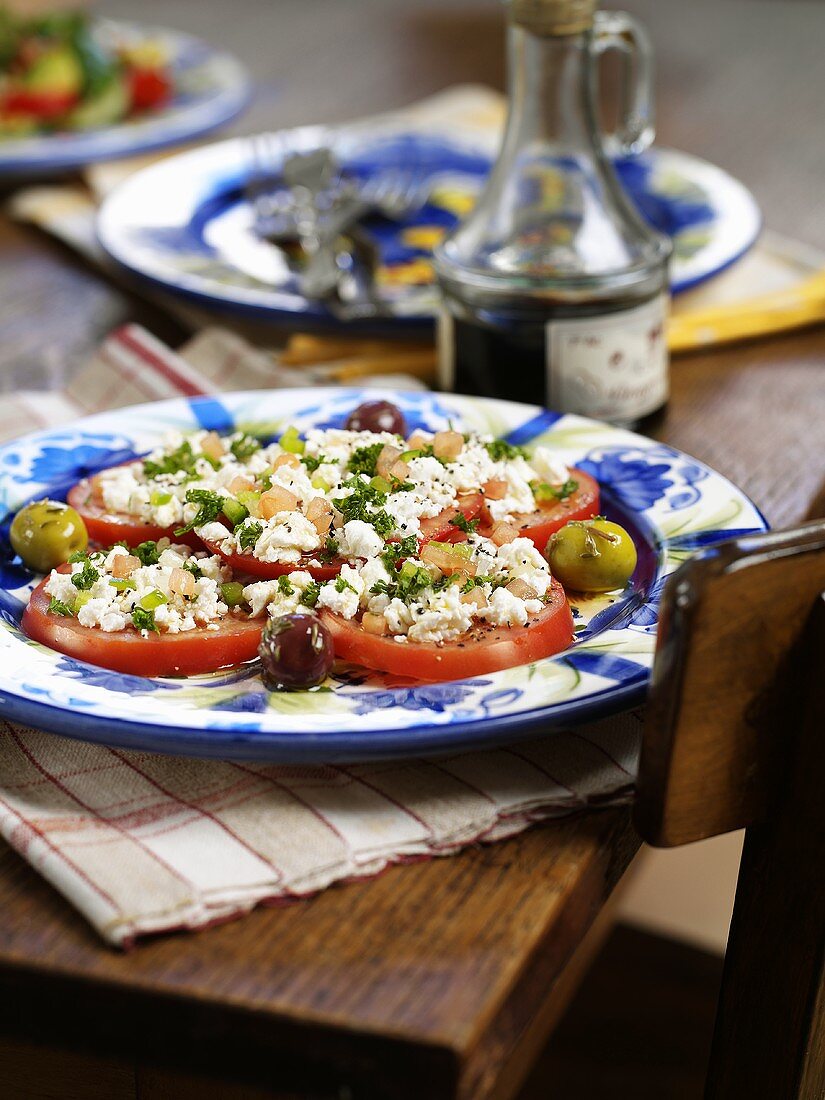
xmin=23 ymin=573 xmax=263 ymax=678
xmin=1 ymin=88 xmax=78 ymax=119
xmin=126 ymin=66 xmax=173 ymax=112
xmin=321 ymin=579 xmax=574 ymax=682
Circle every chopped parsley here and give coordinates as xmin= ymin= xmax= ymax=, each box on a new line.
xmin=277 ymin=575 xmax=294 ymax=596
xmin=332 ymin=478 xmax=395 ymax=538
xmin=48 ymin=597 xmax=74 ymax=617
xmin=237 ymin=520 xmax=263 ymax=551
xmin=370 ymin=558 xmax=435 ymax=604
xmin=301 ymin=453 xmax=328 ymax=474
xmin=71 ymin=559 xmax=99 ymax=591
xmin=449 ymin=512 xmax=480 ymax=535
xmin=347 ymin=442 xmax=385 ymax=478
xmin=67 ymin=549 xmax=88 ymax=564
xmin=175 ymin=489 xmax=225 ymax=535
xmin=301 ymin=581 xmax=321 ymax=608
xmin=485 ymin=439 xmax=527 ymax=462
xmin=317 ymin=535 xmax=340 ymax=563
xmin=131 ymin=606 xmax=158 ymax=633
xmin=182 ymin=558 xmax=203 ymax=579
xmin=335 ymin=576 xmax=357 ymax=594
xmin=229 ymin=434 xmax=261 ymax=461
xmin=132 ymin=540 xmax=161 ymax=566
xmin=143 ymin=440 xmax=219 ymax=480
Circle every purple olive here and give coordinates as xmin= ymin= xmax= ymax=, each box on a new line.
xmin=259 ymin=613 xmax=334 ymax=691
xmin=345 ymin=400 xmax=407 ymax=436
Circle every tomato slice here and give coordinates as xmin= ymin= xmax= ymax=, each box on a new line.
xmin=23 ymin=573 xmax=263 ymax=677
xmin=199 ymin=536 xmax=345 ymax=582
xmin=321 ymin=579 xmax=573 ymax=682
xmin=419 ymin=493 xmax=484 ymax=543
xmin=478 ymin=469 xmax=600 ymax=551
xmin=66 ymin=478 xmax=202 ymax=551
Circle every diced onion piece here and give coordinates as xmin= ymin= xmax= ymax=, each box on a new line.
xmin=406 ymin=431 xmax=430 ymax=450
xmin=389 ymin=459 xmax=410 ymax=481
xmin=433 ymin=430 xmax=463 ymax=460
xmin=490 ymin=521 xmax=520 ymax=546
xmin=305 ymin=496 xmax=333 ymax=535
xmin=362 ymin=612 xmax=389 ymax=636
xmin=201 ymin=431 xmax=225 ymax=461
xmin=89 ymin=473 xmax=108 ymax=505
xmin=506 ymin=578 xmax=538 ymax=600
xmin=376 ymin=444 xmax=403 ymax=479
xmin=111 ymin=554 xmax=140 ymax=578
xmin=229 ymin=474 xmax=256 ymax=495
xmin=169 ymin=567 xmax=197 ymax=598
xmin=461 ymin=587 xmax=488 ymax=608
xmin=421 ymin=541 xmax=476 ymax=578
xmin=273 ymin=453 xmax=301 ymax=470
xmin=484 ymin=478 xmax=508 ymax=500
xmin=260 ymin=486 xmax=299 ymax=519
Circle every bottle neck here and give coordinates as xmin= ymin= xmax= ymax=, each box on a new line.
xmin=504 ymin=23 xmax=600 ymax=154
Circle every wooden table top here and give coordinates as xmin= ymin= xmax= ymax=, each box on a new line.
xmin=0 ymin=1 xmax=824 ymax=1097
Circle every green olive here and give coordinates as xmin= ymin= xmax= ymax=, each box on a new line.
xmin=10 ymin=499 xmax=88 ymax=573
xmin=546 ymin=518 xmax=637 ymax=593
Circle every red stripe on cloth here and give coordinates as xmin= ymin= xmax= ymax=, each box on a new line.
xmin=109 ymin=749 xmax=285 ymax=880
xmin=7 ymin=729 xmax=197 ymax=896
xmin=114 ymin=325 xmax=211 ymax=398
xmin=503 ymin=746 xmax=580 ymax=798
xmin=0 ymin=788 xmax=122 ymax=916
xmin=231 ymin=762 xmax=352 ymax=852
xmin=560 ymin=728 xmax=634 ymax=777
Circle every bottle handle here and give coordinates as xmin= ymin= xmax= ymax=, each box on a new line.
xmin=592 ymin=10 xmax=656 ymax=158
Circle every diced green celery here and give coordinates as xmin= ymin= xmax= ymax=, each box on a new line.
xmin=109 ymin=577 xmax=137 ymax=592
xmin=236 ymin=490 xmax=261 ymax=518
xmin=278 ymin=426 xmax=305 ymax=454
xmin=139 ymin=589 xmax=168 ymax=610
xmin=311 ymin=476 xmax=331 ymax=492
xmin=399 ymin=449 xmax=422 ymax=462
xmin=369 ymin=475 xmax=391 ymax=493
xmin=73 ymin=591 xmax=94 ymax=613
xmin=150 ymin=490 xmax=172 ymax=507
xmin=220 ymin=581 xmax=246 ymax=607
xmin=222 ymin=498 xmax=249 ymax=527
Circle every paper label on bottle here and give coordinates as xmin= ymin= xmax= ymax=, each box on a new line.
xmin=546 ymin=294 xmax=669 ymax=421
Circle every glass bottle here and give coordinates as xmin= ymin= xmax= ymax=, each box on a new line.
xmin=434 ymin=0 xmax=672 ymax=429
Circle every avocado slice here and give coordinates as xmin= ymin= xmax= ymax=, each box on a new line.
xmin=23 ymin=45 xmax=84 ymax=99
xmin=65 ymin=72 xmax=129 ymax=131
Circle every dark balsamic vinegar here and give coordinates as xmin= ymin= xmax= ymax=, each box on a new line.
xmin=444 ymin=298 xmax=668 ymax=434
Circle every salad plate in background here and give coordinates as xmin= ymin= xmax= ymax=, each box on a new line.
xmin=0 ymin=11 xmax=250 ymax=174
xmin=0 ymin=388 xmax=766 ymax=762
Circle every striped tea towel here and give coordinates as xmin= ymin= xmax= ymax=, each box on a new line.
xmin=0 ymin=325 xmax=642 ymax=947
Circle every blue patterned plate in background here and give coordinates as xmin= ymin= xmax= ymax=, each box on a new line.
xmin=0 ymin=389 xmax=766 ymax=762
xmin=96 ymin=128 xmax=761 ymax=330
xmin=0 ymin=19 xmax=251 ymax=176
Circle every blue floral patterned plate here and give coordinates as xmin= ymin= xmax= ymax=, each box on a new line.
xmin=0 ymin=389 xmax=766 ymax=762
xmin=96 ymin=129 xmax=761 ymax=331
xmin=0 ymin=19 xmax=251 ymax=176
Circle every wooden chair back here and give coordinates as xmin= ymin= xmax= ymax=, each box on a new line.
xmin=634 ymin=518 xmax=825 ymax=1100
